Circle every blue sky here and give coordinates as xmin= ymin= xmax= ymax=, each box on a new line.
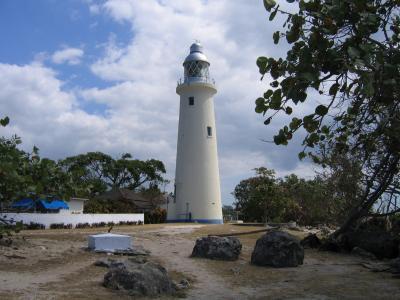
xmin=0 ymin=0 xmax=316 ymax=205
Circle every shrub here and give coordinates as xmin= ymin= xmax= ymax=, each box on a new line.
xmin=25 ymin=222 xmax=45 ymax=230
xmin=75 ymin=222 xmax=91 ymax=228
xmin=144 ymin=208 xmax=167 ymax=224
xmin=50 ymin=223 xmax=65 ymax=229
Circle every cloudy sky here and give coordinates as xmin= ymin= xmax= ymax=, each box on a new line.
xmin=0 ymin=0 xmax=317 ymax=205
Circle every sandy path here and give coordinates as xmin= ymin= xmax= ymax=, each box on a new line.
xmin=138 ymin=234 xmax=239 ymax=299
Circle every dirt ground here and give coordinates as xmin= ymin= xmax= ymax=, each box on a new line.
xmin=0 ymin=224 xmax=399 ymax=300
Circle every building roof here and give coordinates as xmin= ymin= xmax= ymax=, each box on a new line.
xmin=11 ymin=198 xmax=69 ymax=210
xmin=96 ymin=188 xmax=166 ymax=210
xmin=39 ymin=199 xmax=69 ymax=210
xmin=11 ymin=198 xmax=35 ymax=209
xmin=183 ymin=42 xmax=210 ymax=65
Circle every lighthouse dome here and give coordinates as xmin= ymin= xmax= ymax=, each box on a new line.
xmin=182 ymin=42 xmax=211 ymax=83
xmin=183 ymin=42 xmax=210 ymax=65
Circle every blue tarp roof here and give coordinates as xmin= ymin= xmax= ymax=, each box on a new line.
xmin=39 ymin=199 xmax=69 ymax=210
xmin=11 ymin=198 xmax=35 ymax=208
xmin=11 ymin=198 xmax=69 ymax=210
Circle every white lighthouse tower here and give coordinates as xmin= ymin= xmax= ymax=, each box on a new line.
xmin=167 ymin=42 xmax=223 ymax=224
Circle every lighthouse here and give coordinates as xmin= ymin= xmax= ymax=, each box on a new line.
xmin=167 ymin=42 xmax=223 ymax=224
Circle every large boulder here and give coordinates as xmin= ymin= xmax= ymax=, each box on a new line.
xmin=191 ymin=236 xmax=242 ymax=261
xmin=103 ymin=260 xmax=175 ymax=296
xmin=341 ymin=230 xmax=399 ymax=259
xmin=251 ymin=231 xmax=304 ymax=267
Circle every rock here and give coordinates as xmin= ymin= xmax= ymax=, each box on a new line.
xmin=95 ymin=258 xmax=117 ymax=268
xmin=342 ymin=230 xmax=399 ymax=259
xmin=230 ymin=266 xmax=241 ymax=275
xmin=128 ymin=256 xmax=148 ymax=264
xmin=351 ymin=247 xmax=377 ymax=260
xmin=112 ymin=246 xmax=150 ymax=256
xmin=300 ymin=234 xmax=321 ymax=249
xmin=0 ymin=238 xmax=12 ymax=247
xmin=103 ymin=260 xmax=175 ymax=296
xmin=361 ymin=262 xmax=391 ymax=272
xmin=251 ymin=231 xmax=304 ymax=267
xmin=389 ymin=257 xmax=400 ymax=274
xmin=191 ymin=236 xmax=242 ymax=261
xmin=319 ymin=238 xmax=341 ymax=252
xmin=174 ymin=279 xmax=190 ymax=290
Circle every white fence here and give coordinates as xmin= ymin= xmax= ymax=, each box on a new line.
xmin=1 ymin=212 xmax=144 ymax=229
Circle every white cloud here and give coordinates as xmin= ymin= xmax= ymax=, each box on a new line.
xmin=51 ymin=47 xmax=84 ymax=65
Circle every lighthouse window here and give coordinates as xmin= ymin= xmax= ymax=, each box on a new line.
xmin=207 ymin=126 xmax=212 ymax=137
xmin=189 ymin=97 xmax=194 ymax=106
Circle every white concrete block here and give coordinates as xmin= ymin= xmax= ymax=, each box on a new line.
xmin=88 ymin=233 xmax=132 ymax=252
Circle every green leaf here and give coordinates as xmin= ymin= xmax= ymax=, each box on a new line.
xmin=256 ymin=56 xmax=268 ymax=69
xmin=315 ymin=105 xmax=328 ymax=116
xmin=264 ymin=117 xmax=272 ymax=125
xmin=329 ymin=83 xmax=340 ymax=96
xmin=269 ymin=6 xmax=279 ymax=21
xmin=298 ymin=151 xmax=306 ymax=160
xmin=264 ymin=90 xmax=273 ymax=99
xmin=270 ymin=89 xmax=282 ymax=109
xmin=255 ymin=97 xmax=265 ymax=106
xmin=286 ymin=27 xmax=300 ymax=43
xmin=285 ymin=106 xmax=293 ymax=115
xmin=273 ymin=31 xmax=280 ymax=44
xmin=263 ymin=0 xmax=276 ymax=12
xmin=0 ymin=116 xmax=9 ymax=127
xmin=289 ymin=117 xmax=302 ymax=130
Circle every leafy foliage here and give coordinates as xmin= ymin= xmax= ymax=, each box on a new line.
xmin=60 ymin=152 xmax=166 ymax=198
xmin=257 ymin=0 xmax=400 ymax=235
xmin=233 ymin=167 xmax=361 ymax=225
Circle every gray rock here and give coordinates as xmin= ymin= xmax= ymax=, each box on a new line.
xmin=103 ymin=260 xmax=175 ymax=296
xmin=351 ymin=247 xmax=377 ymax=260
xmin=341 ymin=230 xmax=399 ymax=259
xmin=94 ymin=258 xmax=116 ymax=268
xmin=389 ymin=257 xmax=400 ymax=274
xmin=300 ymin=234 xmax=321 ymax=249
xmin=113 ymin=247 xmax=150 ymax=256
xmin=251 ymin=231 xmax=304 ymax=267
xmin=173 ymin=279 xmax=190 ymax=290
xmin=191 ymin=236 xmax=242 ymax=261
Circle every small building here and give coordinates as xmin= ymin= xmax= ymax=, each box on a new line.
xmin=67 ymin=198 xmax=88 ymax=214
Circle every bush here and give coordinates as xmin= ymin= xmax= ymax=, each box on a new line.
xmin=50 ymin=223 xmax=65 ymax=229
xmin=118 ymin=221 xmax=138 ymax=226
xmin=75 ymin=222 xmax=91 ymax=228
xmin=25 ymin=222 xmax=45 ymax=230
xmin=144 ymin=208 xmax=167 ymax=224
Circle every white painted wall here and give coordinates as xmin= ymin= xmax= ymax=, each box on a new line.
xmin=168 ymin=81 xmax=223 ymax=223
xmin=1 ymin=212 xmax=144 ymax=229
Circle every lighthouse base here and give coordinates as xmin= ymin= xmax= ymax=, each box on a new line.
xmin=166 ymin=219 xmax=223 ymax=224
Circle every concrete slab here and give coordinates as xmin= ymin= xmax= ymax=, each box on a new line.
xmin=88 ymin=233 xmax=132 ymax=252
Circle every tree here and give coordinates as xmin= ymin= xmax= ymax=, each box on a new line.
xmin=257 ymin=0 xmax=400 ymax=236
xmin=60 ymin=152 xmax=167 ymax=196
xmin=233 ymin=167 xmax=288 ymax=222
xmin=0 ymin=117 xmax=23 ymax=237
